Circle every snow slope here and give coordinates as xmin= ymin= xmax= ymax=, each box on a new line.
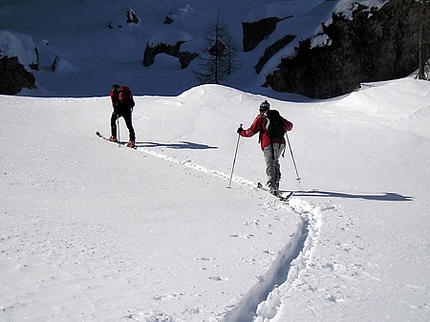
xmin=1 ymin=77 xmax=430 ymax=321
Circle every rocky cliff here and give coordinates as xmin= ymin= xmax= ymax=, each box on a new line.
xmin=264 ymin=0 xmax=429 ymax=98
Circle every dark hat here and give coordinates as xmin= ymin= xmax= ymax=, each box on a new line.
xmin=260 ymin=100 xmax=270 ymax=111
xmin=111 ymin=84 xmax=120 ymax=92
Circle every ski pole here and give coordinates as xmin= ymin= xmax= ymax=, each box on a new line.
xmin=228 ymin=124 xmax=242 ymax=188
xmin=116 ymin=114 xmax=120 ymax=145
xmin=285 ymin=132 xmax=302 ymax=187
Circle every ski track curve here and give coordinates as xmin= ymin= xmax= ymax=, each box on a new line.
xmin=132 ymin=145 xmax=323 ymax=321
xmin=251 ymin=198 xmax=323 ymax=322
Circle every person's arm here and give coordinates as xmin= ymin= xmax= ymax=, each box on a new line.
xmin=239 ymin=115 xmax=263 ymax=137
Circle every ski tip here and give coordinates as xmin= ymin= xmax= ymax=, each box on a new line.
xmin=282 ymin=191 xmax=294 ymax=199
xmin=95 ymin=131 xmax=101 ymax=137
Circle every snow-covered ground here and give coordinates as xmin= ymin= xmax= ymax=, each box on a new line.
xmin=1 ymin=1 xmax=430 ymax=321
xmin=1 ymin=77 xmax=430 ymax=321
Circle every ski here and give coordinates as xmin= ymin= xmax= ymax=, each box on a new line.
xmin=279 ymin=191 xmax=293 ymax=202
xmin=95 ymin=131 xmax=136 ymax=148
xmin=96 ymin=131 xmax=109 ymax=141
xmin=96 ymin=131 xmax=120 ymax=143
xmin=257 ymin=182 xmax=293 ymax=202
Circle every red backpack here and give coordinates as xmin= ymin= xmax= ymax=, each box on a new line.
xmin=118 ymin=85 xmax=135 ymax=108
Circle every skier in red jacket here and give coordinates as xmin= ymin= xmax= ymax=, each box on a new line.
xmin=237 ymin=100 xmax=293 ymax=196
xmin=109 ymin=84 xmax=136 ymax=148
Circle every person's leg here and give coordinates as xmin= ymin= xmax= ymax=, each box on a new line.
xmin=110 ymin=112 xmax=119 ymax=139
xmin=263 ymin=145 xmax=277 ymax=192
xmin=123 ymin=112 xmax=136 ymax=142
xmin=273 ymin=144 xmax=285 ymax=190
xmin=263 ymin=144 xmax=285 ymax=194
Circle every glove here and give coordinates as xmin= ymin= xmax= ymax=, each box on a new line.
xmin=237 ymin=126 xmax=244 ymax=134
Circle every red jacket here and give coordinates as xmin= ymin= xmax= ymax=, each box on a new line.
xmin=240 ymin=113 xmax=293 ymax=149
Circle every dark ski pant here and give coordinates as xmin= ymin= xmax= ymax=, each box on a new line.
xmin=111 ymin=111 xmax=135 ymax=142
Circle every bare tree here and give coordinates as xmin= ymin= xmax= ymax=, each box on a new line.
xmin=194 ymin=12 xmax=240 ymax=84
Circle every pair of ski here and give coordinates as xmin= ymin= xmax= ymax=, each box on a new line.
xmin=257 ymin=182 xmax=293 ymax=202
xmin=95 ymin=131 xmax=136 ymax=149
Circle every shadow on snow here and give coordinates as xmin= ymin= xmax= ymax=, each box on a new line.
xmin=134 ymin=141 xmax=217 ymax=150
xmin=295 ymin=190 xmax=413 ymax=202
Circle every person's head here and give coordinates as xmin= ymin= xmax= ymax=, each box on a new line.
xmin=259 ymin=100 xmax=270 ymax=114
xmin=111 ymin=84 xmax=120 ymax=92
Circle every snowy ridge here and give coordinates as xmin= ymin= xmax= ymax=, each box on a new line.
xmin=1 ymin=0 xmax=386 ymax=97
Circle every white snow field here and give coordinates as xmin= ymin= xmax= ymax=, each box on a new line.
xmin=1 ymin=77 xmax=430 ymax=321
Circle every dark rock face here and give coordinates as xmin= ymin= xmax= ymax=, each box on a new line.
xmin=126 ymin=9 xmax=139 ymax=24
xmin=265 ymin=0 xmax=429 ymax=98
xmin=0 ymin=56 xmax=36 ymax=95
xmin=143 ymin=42 xmax=198 ymax=69
xmin=164 ymin=16 xmax=174 ymax=24
xmin=242 ymin=17 xmax=284 ymax=52
xmin=254 ymin=35 xmax=296 ymax=74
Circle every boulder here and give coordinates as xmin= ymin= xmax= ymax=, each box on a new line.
xmin=0 ymin=56 xmax=36 ymax=95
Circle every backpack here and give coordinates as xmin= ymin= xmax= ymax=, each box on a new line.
xmin=118 ymin=85 xmax=135 ymax=108
xmin=265 ymin=110 xmax=286 ymax=139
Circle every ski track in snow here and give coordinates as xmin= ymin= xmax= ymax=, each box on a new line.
xmin=128 ymin=143 xmax=326 ymax=321
xmin=252 ymin=199 xmax=324 ymax=322
xmin=136 ymin=146 xmax=255 ymax=188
